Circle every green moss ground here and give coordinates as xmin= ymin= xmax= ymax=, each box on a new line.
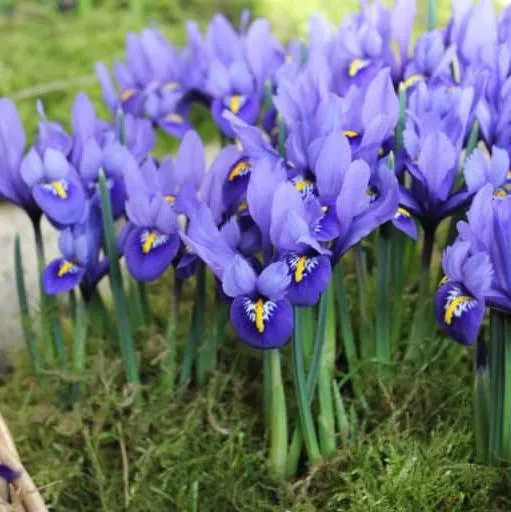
xmin=1 ymin=1 xmax=510 ymax=511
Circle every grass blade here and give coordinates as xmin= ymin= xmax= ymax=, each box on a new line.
xmin=14 ymin=235 xmax=39 ymax=377
xmin=98 ymin=170 xmax=141 ymax=398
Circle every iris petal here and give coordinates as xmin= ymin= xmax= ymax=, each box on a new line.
xmin=33 ymin=179 xmax=86 ymax=225
xmin=124 ymin=227 xmax=180 ymax=281
xmin=43 ymin=258 xmax=85 ymax=294
xmin=285 ymin=254 xmax=332 ymax=306
xmin=230 ymin=295 xmax=293 ymax=349
xmin=435 ymin=280 xmax=485 ymax=345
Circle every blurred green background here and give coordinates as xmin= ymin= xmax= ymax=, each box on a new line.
xmin=0 ymin=0 xmax=502 ymax=139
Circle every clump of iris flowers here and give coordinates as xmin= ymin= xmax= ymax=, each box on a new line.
xmin=5 ymin=0 xmax=511 ymax=480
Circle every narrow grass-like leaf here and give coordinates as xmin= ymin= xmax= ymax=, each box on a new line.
xmin=161 ymin=277 xmax=181 ymax=393
xmin=137 ymin=281 xmax=151 ymax=325
xmin=70 ymin=290 xmax=88 ymax=401
xmin=474 ymin=338 xmax=490 ymax=463
xmin=489 ymin=310 xmax=504 ymax=464
xmin=292 ymin=307 xmax=322 ymax=465
xmin=287 ymin=292 xmax=328 ymax=477
xmin=376 ymin=224 xmax=392 ymax=370
xmin=332 ymin=380 xmax=350 ymax=444
xmin=178 ymin=264 xmax=205 ymax=392
xmin=355 ymin=245 xmax=373 ymax=359
xmin=14 ymin=235 xmax=39 ymax=377
xmin=98 ymin=171 xmax=141 ymax=396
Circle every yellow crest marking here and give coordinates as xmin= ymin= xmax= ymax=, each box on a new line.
xmin=58 ymin=261 xmax=75 ymax=277
xmin=444 ymin=295 xmax=472 ymax=325
xmin=255 ymin=299 xmax=265 ymax=333
xmin=166 ymin=113 xmax=184 ymax=124
xmin=230 ymin=95 xmax=243 ymax=114
xmin=228 ymin=160 xmax=250 ymax=182
xmin=121 ymin=89 xmax=136 ymax=102
xmin=52 ymin=181 xmax=67 ymax=199
xmin=348 ymin=58 xmax=366 ymax=77
xmin=402 ymin=74 xmax=423 ymax=90
xmin=295 ymin=256 xmax=308 ymax=283
xmin=142 ymin=231 xmax=157 ymax=254
xmin=343 ymin=130 xmax=359 ymax=139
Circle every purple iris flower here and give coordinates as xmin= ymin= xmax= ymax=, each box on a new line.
xmin=0 ymin=98 xmax=41 ymax=221
xmin=445 ymin=0 xmax=498 ymax=70
xmin=122 ymin=131 xmax=204 ymax=281
xmin=205 ymin=14 xmax=284 ymax=136
xmin=70 ymin=93 xmax=155 ymax=168
xmin=77 ymin=139 xmax=130 ymax=219
xmin=34 ymin=100 xmax=73 ymax=158
xmin=181 ymin=204 xmax=293 ymax=349
xmin=43 ymin=202 xmax=106 ymax=297
xmin=400 ymin=84 xmax=480 ymax=227
xmin=274 ymin=67 xmax=399 ymax=167
xmin=402 ymin=32 xmax=457 ymax=91
xmin=434 ymin=185 xmax=508 ymax=345
xmin=20 ymin=147 xmax=86 ymax=226
xmin=96 ymin=28 xmax=197 ymax=138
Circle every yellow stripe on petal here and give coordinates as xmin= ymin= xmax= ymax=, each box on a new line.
xmin=52 ymin=180 xmax=68 ymax=199
xmin=294 ymin=179 xmax=313 ymax=192
xmin=166 ymin=113 xmax=184 ymax=124
xmin=230 ymin=95 xmax=243 ymax=114
xmin=343 ymin=130 xmax=359 ymax=139
xmin=165 ymin=195 xmax=176 ymax=204
xmin=255 ymin=299 xmax=265 ymax=333
xmin=121 ymin=89 xmax=137 ymax=102
xmin=348 ymin=58 xmax=366 ymax=77
xmin=402 ymin=74 xmax=423 ymax=90
xmin=142 ymin=231 xmax=157 ymax=254
xmin=228 ymin=160 xmax=250 ymax=182
xmin=444 ymin=295 xmax=472 ymax=325
xmin=294 ymin=256 xmax=308 ymax=283
xmin=163 ymin=81 xmax=180 ymax=91
xmin=58 ymin=261 xmax=75 ymax=277
xmin=397 ymin=207 xmax=411 ymax=218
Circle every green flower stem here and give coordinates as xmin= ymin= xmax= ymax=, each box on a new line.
xmin=86 ymin=288 xmax=114 ymax=339
xmin=406 ymin=226 xmax=436 ymax=360
xmin=292 ymin=307 xmax=322 ymax=466
xmin=376 ymin=224 xmax=392 ymax=371
xmin=70 ymin=290 xmax=88 ymax=401
xmin=502 ymin=314 xmax=511 ymax=459
xmin=489 ymin=310 xmax=505 ymax=464
xmin=178 ymin=264 xmax=205 ymax=392
xmin=332 ymin=380 xmax=350 ymax=444
xmin=14 ymin=235 xmax=39 ymax=377
xmin=355 ymin=245 xmax=373 ymax=359
xmin=268 ymin=349 xmax=288 ymax=477
xmin=197 ymin=273 xmax=220 ymax=386
xmin=333 ymin=263 xmax=357 ymax=369
xmin=317 ymin=283 xmax=337 ymax=458
xmin=98 ymin=171 xmax=141 ymax=398
xmin=128 ymin=277 xmax=145 ymax=332
xmin=474 ymin=339 xmax=490 ymax=463
xmin=138 ymin=280 xmax=151 ymax=325
xmin=161 ymin=277 xmax=181 ymax=393
xmin=286 ymin=293 xmax=328 ymax=477
xmin=33 ymin=217 xmax=67 ymax=371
